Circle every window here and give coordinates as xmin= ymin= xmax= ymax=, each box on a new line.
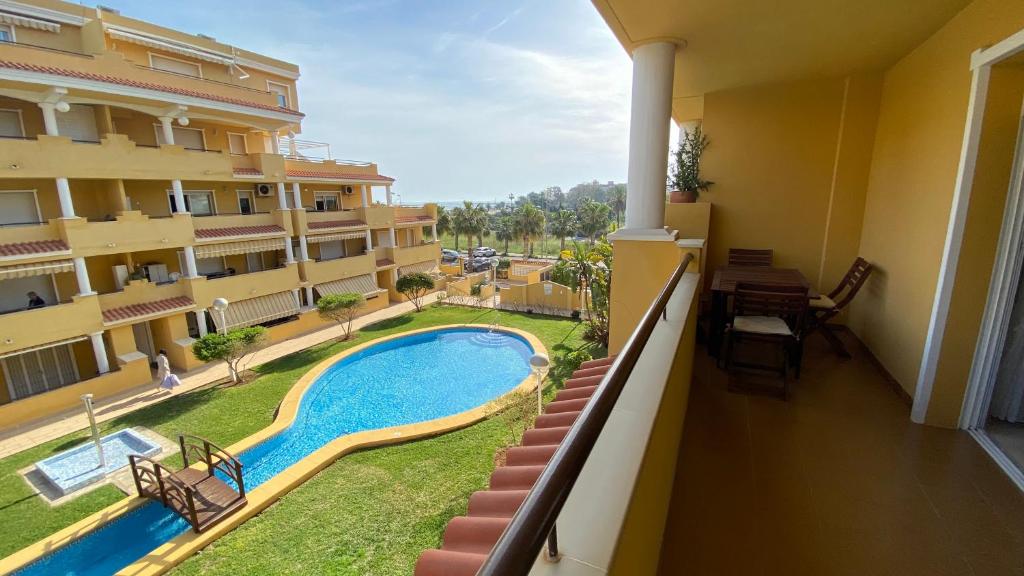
xmin=237 ymin=190 xmax=254 ymax=215
xmin=227 ymin=132 xmax=247 ymax=154
xmin=154 ymin=124 xmax=206 ymax=150
xmin=149 ymin=53 xmax=202 ymax=78
xmin=0 ymin=109 xmax=24 ymax=138
xmin=168 ymin=190 xmax=214 ymax=216
xmin=268 ymin=81 xmax=290 ymax=108
xmin=314 ymin=193 xmax=339 ymax=211
xmin=0 ymin=25 xmax=13 ymax=43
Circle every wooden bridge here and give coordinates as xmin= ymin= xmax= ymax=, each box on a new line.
xmin=129 ymin=435 xmax=247 ymax=533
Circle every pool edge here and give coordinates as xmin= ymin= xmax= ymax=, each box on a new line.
xmin=0 ymin=324 xmax=546 ymax=576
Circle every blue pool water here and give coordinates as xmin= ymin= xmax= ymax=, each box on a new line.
xmin=15 ymin=328 xmax=533 ymax=576
xmin=36 ymin=429 xmax=162 ymax=496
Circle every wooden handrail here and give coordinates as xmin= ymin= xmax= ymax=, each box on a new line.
xmin=178 ymin=434 xmax=246 ymax=497
xmin=477 ymin=253 xmax=694 ymax=575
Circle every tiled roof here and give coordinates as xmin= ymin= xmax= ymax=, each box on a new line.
xmin=233 ymin=168 xmax=263 ymax=177
xmin=308 ymin=219 xmax=366 ymax=230
xmin=195 ymin=225 xmax=286 ymax=239
xmin=376 ymin=258 xmax=395 ymax=268
xmin=102 ymin=296 xmax=195 ymax=324
xmin=0 ymin=60 xmax=304 ymax=117
xmin=286 ymin=169 xmax=394 ymax=182
xmin=0 ymin=239 xmax=70 ymax=258
xmin=395 ymin=215 xmax=435 ymax=224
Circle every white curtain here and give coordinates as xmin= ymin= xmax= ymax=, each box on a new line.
xmin=992 ymin=276 xmax=1024 ymax=422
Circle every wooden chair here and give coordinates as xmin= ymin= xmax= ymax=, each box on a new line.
xmin=806 ymin=257 xmax=873 ymax=357
xmin=721 ymin=282 xmax=809 ymax=398
xmin=728 ymin=248 xmax=774 ymax=267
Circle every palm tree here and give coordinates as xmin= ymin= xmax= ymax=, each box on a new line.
xmin=435 ymin=205 xmax=451 ymax=236
xmin=458 ymin=201 xmax=487 ymax=251
xmin=607 ymin=185 xmax=626 ymax=228
xmin=578 ymin=198 xmax=611 ymax=245
xmin=559 ymin=242 xmax=611 ymax=346
xmin=512 ymin=203 xmax=545 ymax=259
xmin=548 ymin=209 xmax=577 ymax=252
xmin=494 ymin=215 xmax=514 ymax=255
xmin=450 ymin=205 xmax=468 ymax=250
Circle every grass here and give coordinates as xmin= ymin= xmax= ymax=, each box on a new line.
xmin=0 ymin=304 xmax=599 ymax=573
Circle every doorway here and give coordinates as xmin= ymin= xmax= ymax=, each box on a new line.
xmin=133 ymin=321 xmax=156 ymax=363
xmin=2 ymin=343 xmax=80 ymax=400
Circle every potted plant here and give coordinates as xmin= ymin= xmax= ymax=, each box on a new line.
xmin=668 ymin=124 xmax=713 ymax=203
xmin=496 ymin=258 xmax=511 ymax=279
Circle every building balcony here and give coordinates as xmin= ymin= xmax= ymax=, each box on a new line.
xmin=97 ymin=279 xmax=193 ymax=327
xmin=0 ymin=221 xmax=67 ymax=265
xmin=0 ymin=134 xmax=234 ymax=181
xmin=357 ymin=205 xmax=395 ymax=229
xmin=297 ymin=210 xmax=367 ymax=237
xmin=0 ymin=294 xmax=103 ymax=357
xmin=301 ymin=253 xmax=376 ymax=286
xmin=394 ymin=243 xmax=440 ymax=268
xmin=394 ymin=204 xmax=438 ymax=228
xmin=59 ymin=213 xmax=194 ymax=258
xmin=192 ymin=210 xmax=293 ymax=240
xmin=187 ymin=263 xmax=300 ymax=310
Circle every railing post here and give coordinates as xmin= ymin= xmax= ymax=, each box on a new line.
xmin=154 ymin=465 xmax=169 ymax=507
xmin=129 ymin=455 xmax=143 ymax=496
xmin=546 ymin=525 xmax=560 ymax=562
xmin=235 ymin=461 xmax=246 ymax=498
xmin=179 ymin=435 xmax=189 ymax=468
xmin=185 ymin=489 xmax=200 ymax=532
xmin=204 ymin=439 xmax=214 ymax=477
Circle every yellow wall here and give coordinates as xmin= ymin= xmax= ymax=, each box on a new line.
xmin=850 ymin=0 xmax=1024 ymax=410
xmin=608 ymin=240 xmax=687 ymax=354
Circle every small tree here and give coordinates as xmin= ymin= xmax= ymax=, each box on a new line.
xmin=491 ymin=389 xmax=537 ymax=445
xmin=396 ymin=272 xmax=435 ymax=312
xmin=317 ymin=292 xmax=365 ymax=341
xmin=191 ymin=326 xmax=267 ymax=384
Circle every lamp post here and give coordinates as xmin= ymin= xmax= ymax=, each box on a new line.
xmin=529 ymin=353 xmax=550 ymax=416
xmin=212 ymin=297 xmax=229 ymax=335
xmin=81 ymin=394 xmax=105 ymax=469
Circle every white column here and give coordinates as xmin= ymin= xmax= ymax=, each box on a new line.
xmin=291 ymin=182 xmax=302 ymax=211
xmin=171 ymin=179 xmax=187 ymax=214
xmin=298 ymin=234 xmax=310 ymax=261
xmin=385 ymin=185 xmax=393 ymax=206
xmin=432 ymin=223 xmax=438 ymax=243
xmin=289 ymin=137 xmax=298 ymax=158
xmin=38 ymin=102 xmax=59 ymax=136
xmin=270 ymin=131 xmax=281 ymax=155
xmin=89 ymin=332 xmax=110 ymax=374
xmin=196 ymin=309 xmax=208 ymax=337
xmin=283 ymin=236 xmax=295 ymax=263
xmin=365 ymin=229 xmax=373 ymax=251
xmin=276 ymin=182 xmax=289 ymax=210
xmin=158 ymin=117 xmax=176 ymax=145
xmin=391 ymin=269 xmax=398 ymax=285
xmin=56 ymin=177 xmax=76 ymax=218
xmin=389 ymin=227 xmax=397 ymax=248
xmin=624 ymin=41 xmax=677 ymax=231
xmin=73 ymin=257 xmax=93 ymax=295
xmin=360 ymin=185 xmax=368 ymax=207
xmin=304 ymin=286 xmax=314 ymax=306
xmin=183 ymin=246 xmax=199 ymax=278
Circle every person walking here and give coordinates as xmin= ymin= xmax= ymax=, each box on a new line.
xmin=156 ymin=349 xmax=181 ymax=391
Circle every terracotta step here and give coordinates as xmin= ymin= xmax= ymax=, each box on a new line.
xmin=544 ymin=397 xmax=589 ymax=414
xmin=467 ymin=489 xmax=529 ymax=517
xmin=580 ymin=356 xmax=615 ymax=369
xmin=555 ymin=385 xmax=597 ymax=402
xmin=414 ymin=549 xmax=487 ymax=576
xmin=522 ymin=426 xmax=570 ymax=446
xmin=442 ymin=516 xmax=511 ymax=554
xmin=572 ymin=365 xmax=610 ymax=379
xmin=534 ymin=411 xmax=580 ymax=429
xmin=564 ymin=375 xmax=603 ymax=389
xmin=506 ymin=444 xmax=558 ymax=466
xmin=490 ymin=464 xmax=545 ymax=490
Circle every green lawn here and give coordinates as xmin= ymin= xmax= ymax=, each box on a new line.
xmin=0 ymin=305 xmax=598 ymax=574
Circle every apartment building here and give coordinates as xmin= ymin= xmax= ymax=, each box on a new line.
xmin=0 ymin=0 xmax=440 ymax=427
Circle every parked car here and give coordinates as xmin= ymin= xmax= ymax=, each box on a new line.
xmin=472 ymin=246 xmax=497 ymax=258
xmin=441 ymin=249 xmax=459 ymax=263
xmin=464 ymin=257 xmax=493 ymax=273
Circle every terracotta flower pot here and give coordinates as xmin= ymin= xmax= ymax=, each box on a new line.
xmin=670 ymin=190 xmax=697 ymax=203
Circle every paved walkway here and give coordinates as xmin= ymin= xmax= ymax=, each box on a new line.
xmin=0 ymin=300 xmax=420 ymax=460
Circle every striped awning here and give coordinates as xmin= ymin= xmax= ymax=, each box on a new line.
xmin=398 ymin=260 xmax=440 ymax=277
xmin=194 ymin=238 xmax=285 ymax=259
xmin=0 ymin=259 xmax=75 ymax=281
xmin=0 ymin=12 xmax=61 ymax=33
xmin=106 ymin=26 xmax=234 ymax=65
xmin=210 ymin=292 xmax=300 ymax=332
xmin=307 ymin=231 xmax=366 ymax=244
xmin=314 ymin=274 xmax=380 ymax=298
xmin=0 ymin=335 xmax=87 ymax=360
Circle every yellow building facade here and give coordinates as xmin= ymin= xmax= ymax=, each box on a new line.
xmin=0 ymin=0 xmax=440 ymax=426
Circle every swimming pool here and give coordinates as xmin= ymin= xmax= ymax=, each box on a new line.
xmin=13 ymin=327 xmax=534 ymax=576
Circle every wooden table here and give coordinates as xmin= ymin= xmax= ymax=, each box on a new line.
xmin=708 ymin=266 xmax=818 ymax=358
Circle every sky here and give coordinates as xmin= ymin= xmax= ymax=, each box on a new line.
xmin=105 ymin=0 xmax=648 ymax=204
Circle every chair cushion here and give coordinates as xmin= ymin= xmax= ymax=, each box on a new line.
xmin=732 ymin=315 xmax=793 ymax=336
xmin=809 ymin=295 xmax=837 ymax=310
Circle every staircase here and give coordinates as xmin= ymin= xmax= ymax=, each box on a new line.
xmin=414 ymin=355 xmax=616 ymax=576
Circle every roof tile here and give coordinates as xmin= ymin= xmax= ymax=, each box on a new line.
xmin=0 ymin=239 xmax=70 ymax=258
xmin=307 ymin=219 xmax=366 ymax=230
xmin=286 ymin=169 xmax=394 ymax=182
xmin=102 ymin=296 xmax=194 ymax=324
xmin=195 ymin=225 xmax=286 ymax=239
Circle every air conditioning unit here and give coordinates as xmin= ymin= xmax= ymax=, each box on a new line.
xmin=255 ymin=183 xmax=273 ymax=197
xmin=342 ymin=185 xmax=355 ymax=195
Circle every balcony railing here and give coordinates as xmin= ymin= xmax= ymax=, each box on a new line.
xmin=394 ymin=243 xmax=441 ymax=268
xmin=302 ymin=253 xmax=375 ymax=285
xmin=0 ymin=295 xmax=104 ymax=358
xmin=478 ymin=254 xmax=695 ymax=575
xmin=188 ymin=264 xmax=301 ymax=307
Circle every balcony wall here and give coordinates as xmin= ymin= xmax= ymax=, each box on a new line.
xmin=188 ymin=264 xmax=301 ymax=309
xmin=0 ymin=134 xmax=235 ymax=181
xmin=0 ymin=221 xmax=64 ymax=259
xmin=301 ymin=253 xmax=375 ymax=285
xmin=0 ymin=295 xmax=103 ymax=356
xmin=192 ymin=210 xmax=292 ymax=237
xmin=395 ymin=243 xmax=440 ymax=268
xmin=60 ymin=213 xmax=193 ymax=257
xmin=394 ymin=204 xmax=437 ymax=223
xmin=358 ymin=206 xmax=394 ymax=229
xmin=284 ymin=158 xmax=380 ymax=177
xmin=97 ymin=279 xmax=192 ymax=319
